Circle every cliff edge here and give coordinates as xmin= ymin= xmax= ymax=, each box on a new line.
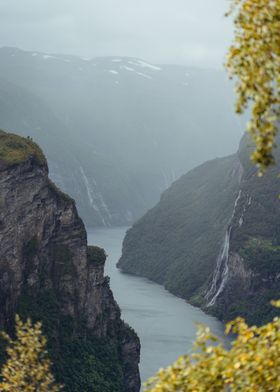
xmin=0 ymin=130 xmax=140 ymax=391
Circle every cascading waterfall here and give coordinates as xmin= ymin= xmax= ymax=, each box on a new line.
xmin=79 ymin=166 xmax=112 ymax=226
xmin=205 ymin=190 xmax=242 ymax=307
xmin=239 ymin=195 xmax=252 ymax=227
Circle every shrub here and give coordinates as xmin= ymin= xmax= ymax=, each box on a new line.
xmin=145 ymin=301 xmax=280 ymax=391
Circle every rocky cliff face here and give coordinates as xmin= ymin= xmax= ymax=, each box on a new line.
xmin=0 ymin=131 xmax=140 ymax=391
xmin=207 ymin=137 xmax=280 ymax=324
xmin=118 ymin=135 xmax=280 ymax=325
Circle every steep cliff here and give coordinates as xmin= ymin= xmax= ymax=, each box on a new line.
xmin=209 ymin=136 xmax=280 ymax=324
xmin=118 ymin=136 xmax=280 ymax=325
xmin=0 ymin=131 xmax=140 ymax=391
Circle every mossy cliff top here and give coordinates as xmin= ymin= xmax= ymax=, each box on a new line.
xmin=87 ymin=246 xmax=107 ymax=266
xmin=0 ymin=130 xmax=47 ymax=168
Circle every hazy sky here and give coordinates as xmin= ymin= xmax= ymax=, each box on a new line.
xmin=0 ymin=0 xmax=233 ymax=68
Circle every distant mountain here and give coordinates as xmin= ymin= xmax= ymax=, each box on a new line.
xmin=0 ymin=46 xmax=243 ymax=227
xmin=118 ymin=136 xmax=280 ymax=325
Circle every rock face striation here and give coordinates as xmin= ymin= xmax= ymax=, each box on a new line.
xmin=118 ymin=136 xmax=280 ymax=325
xmin=0 ymin=131 xmax=140 ymax=391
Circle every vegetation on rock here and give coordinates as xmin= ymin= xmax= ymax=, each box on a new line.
xmin=0 ymin=315 xmax=61 ymax=392
xmin=118 ymin=155 xmax=239 ymax=301
xmin=0 ymin=130 xmax=46 ymax=167
xmin=0 ymin=312 xmax=125 ymax=392
xmin=14 ymin=277 xmax=126 ymax=391
xmin=144 ymin=2 xmax=280 ymax=390
xmin=118 ymin=135 xmax=280 ymax=325
xmin=87 ymin=246 xmax=107 ymax=265
xmin=0 ymin=130 xmax=140 ymax=391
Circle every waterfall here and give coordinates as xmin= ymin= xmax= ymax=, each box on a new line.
xmin=80 ymin=166 xmax=112 ymax=226
xmin=205 ymin=190 xmax=242 ymax=307
xmin=239 ymin=194 xmax=252 ymax=227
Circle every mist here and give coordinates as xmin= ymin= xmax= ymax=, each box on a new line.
xmin=0 ymin=0 xmax=233 ymax=68
xmin=0 ymin=2 xmax=262 ymax=390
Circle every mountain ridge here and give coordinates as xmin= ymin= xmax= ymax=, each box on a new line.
xmin=118 ymin=136 xmax=280 ymax=325
xmin=0 ymin=46 xmax=242 ymax=227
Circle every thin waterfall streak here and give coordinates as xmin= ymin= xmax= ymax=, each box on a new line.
xmin=80 ymin=166 xmax=111 ymax=227
xmin=205 ymin=190 xmax=242 ymax=307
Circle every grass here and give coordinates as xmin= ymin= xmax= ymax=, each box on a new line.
xmin=0 ymin=130 xmax=46 ymax=167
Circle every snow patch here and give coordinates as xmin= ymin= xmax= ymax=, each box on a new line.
xmin=122 ymin=65 xmax=135 ymax=72
xmin=112 ymin=59 xmax=122 ymax=62
xmin=108 ymin=70 xmax=119 ymax=75
xmin=122 ymin=65 xmax=152 ymax=79
xmin=135 ymin=60 xmax=161 ymax=71
xmin=136 ymin=71 xmax=152 ymax=79
xmin=32 ymin=53 xmax=38 ymax=57
xmin=42 ymin=54 xmax=56 ymax=60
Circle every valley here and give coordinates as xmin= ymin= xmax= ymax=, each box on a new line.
xmin=87 ymin=227 xmax=225 ymax=385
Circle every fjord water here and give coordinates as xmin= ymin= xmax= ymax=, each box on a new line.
xmin=87 ymin=227 xmax=225 ymax=385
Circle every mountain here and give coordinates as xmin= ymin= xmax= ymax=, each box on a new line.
xmin=118 ymin=136 xmax=280 ymax=325
xmin=0 ymin=46 xmax=243 ymax=227
xmin=0 ymin=130 xmax=140 ymax=391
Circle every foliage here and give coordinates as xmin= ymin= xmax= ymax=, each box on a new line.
xmin=118 ymin=155 xmax=240 ymax=300
xmin=226 ymin=0 xmax=280 ymax=172
xmin=119 ymin=132 xmax=280 ymax=324
xmin=0 ymin=315 xmax=61 ymax=392
xmin=240 ymin=237 xmax=280 ymax=274
xmin=145 ymin=302 xmax=280 ymax=391
xmin=87 ymin=246 xmax=107 ymax=265
xmin=16 ymin=290 xmax=125 ymax=391
xmin=55 ymin=333 xmax=124 ymax=392
xmin=47 ymin=180 xmax=74 ymax=203
xmin=0 ymin=130 xmax=46 ymax=167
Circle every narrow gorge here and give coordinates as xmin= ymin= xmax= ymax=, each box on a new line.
xmin=118 ymin=136 xmax=280 ymax=325
xmin=0 ymin=130 xmax=140 ymax=391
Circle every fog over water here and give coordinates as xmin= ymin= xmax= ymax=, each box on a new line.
xmin=87 ymin=227 xmax=226 ymax=385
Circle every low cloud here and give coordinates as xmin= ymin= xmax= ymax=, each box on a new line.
xmin=0 ymin=0 xmax=233 ymax=68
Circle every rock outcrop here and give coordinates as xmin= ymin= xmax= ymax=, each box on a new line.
xmin=118 ymin=135 xmax=280 ymax=325
xmin=0 ymin=131 xmax=140 ymax=391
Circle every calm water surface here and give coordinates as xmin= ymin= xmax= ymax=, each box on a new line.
xmin=87 ymin=227 xmax=225 ymax=386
